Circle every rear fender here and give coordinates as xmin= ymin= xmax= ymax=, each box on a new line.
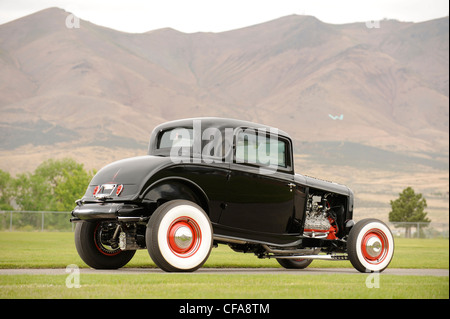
xmin=142 ymin=178 xmax=210 ymax=216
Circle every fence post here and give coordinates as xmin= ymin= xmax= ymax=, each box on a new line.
xmin=10 ymin=211 xmax=12 ymax=231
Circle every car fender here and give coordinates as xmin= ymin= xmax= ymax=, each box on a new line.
xmin=142 ymin=177 xmax=210 ymax=217
xmin=83 ymin=155 xmax=174 ymax=201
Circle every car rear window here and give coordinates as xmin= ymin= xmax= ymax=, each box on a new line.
xmin=158 ymin=127 xmax=193 ymax=149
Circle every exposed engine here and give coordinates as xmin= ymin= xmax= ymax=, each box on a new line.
xmin=303 ymin=193 xmax=338 ymax=239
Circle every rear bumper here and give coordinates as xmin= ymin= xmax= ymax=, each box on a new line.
xmin=71 ymin=203 xmax=147 ymax=222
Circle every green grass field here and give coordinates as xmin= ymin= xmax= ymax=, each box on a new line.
xmin=1 ymin=273 xmax=448 ymax=299
xmin=0 ymin=232 xmax=448 ymax=299
xmin=0 ymin=232 xmax=448 ymax=269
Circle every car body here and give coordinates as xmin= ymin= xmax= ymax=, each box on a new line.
xmin=71 ymin=117 xmax=394 ymax=272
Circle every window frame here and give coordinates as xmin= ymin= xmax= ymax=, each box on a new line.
xmin=233 ymin=127 xmax=293 ymax=173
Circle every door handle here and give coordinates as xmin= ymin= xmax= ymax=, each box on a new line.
xmin=287 ymin=183 xmax=296 ymax=191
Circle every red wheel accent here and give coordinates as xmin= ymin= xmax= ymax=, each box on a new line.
xmin=94 ymin=223 xmax=121 ymax=256
xmin=361 ymin=228 xmax=389 ymax=265
xmin=167 ymin=217 xmax=202 ymax=258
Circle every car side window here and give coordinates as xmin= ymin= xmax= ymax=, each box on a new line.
xmin=235 ymin=129 xmax=287 ymax=168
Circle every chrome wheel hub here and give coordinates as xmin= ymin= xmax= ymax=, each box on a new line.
xmin=365 ymin=236 xmax=382 ymax=258
xmin=173 ymin=226 xmax=193 ymax=249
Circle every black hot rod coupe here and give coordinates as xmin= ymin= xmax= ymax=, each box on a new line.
xmin=71 ymin=117 xmax=394 ymax=273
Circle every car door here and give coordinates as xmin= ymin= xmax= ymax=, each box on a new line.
xmin=219 ymin=128 xmax=296 ymax=235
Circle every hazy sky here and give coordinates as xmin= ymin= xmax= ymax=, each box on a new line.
xmin=0 ymin=0 xmax=448 ymax=33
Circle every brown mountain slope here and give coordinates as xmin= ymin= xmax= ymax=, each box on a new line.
xmin=0 ymin=8 xmax=448 ymax=174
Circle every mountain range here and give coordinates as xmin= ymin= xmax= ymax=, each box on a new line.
xmin=0 ymin=7 xmax=448 ymax=175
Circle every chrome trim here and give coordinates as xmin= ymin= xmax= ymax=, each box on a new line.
xmin=213 ymin=234 xmax=248 ymax=244
xmin=117 ymin=216 xmax=147 ymax=222
xmin=174 ymin=226 xmax=193 ymax=249
xmin=262 ymin=244 xmax=319 ymax=255
xmin=365 ymin=236 xmax=382 ymax=258
xmin=94 ymin=184 xmax=117 ymax=199
xmin=272 ymin=254 xmax=348 ymax=260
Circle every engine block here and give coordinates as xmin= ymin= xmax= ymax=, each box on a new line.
xmin=303 ymin=195 xmax=331 ymax=238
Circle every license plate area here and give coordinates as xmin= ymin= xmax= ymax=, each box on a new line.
xmin=95 ymin=184 xmax=116 ymax=199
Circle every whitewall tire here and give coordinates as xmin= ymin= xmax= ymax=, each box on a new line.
xmin=347 ymin=218 xmax=394 ymax=273
xmin=146 ymin=200 xmax=213 ymax=272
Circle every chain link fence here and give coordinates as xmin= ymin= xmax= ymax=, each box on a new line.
xmin=0 ymin=211 xmax=448 ymax=238
xmin=0 ymin=210 xmax=73 ymax=232
xmin=388 ymin=221 xmax=448 ymax=239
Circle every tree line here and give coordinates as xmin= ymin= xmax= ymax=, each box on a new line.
xmin=0 ymin=158 xmax=432 ymax=235
xmin=0 ymin=158 xmax=95 ymax=230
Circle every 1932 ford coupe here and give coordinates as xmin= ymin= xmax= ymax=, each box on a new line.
xmin=71 ymin=117 xmax=394 ymax=273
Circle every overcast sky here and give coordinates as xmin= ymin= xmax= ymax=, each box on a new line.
xmin=0 ymin=0 xmax=448 ymax=33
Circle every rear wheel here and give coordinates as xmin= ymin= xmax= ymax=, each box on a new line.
xmin=276 ymin=249 xmax=320 ymax=269
xmin=146 ymin=200 xmax=213 ymax=272
xmin=277 ymin=258 xmax=313 ymax=269
xmin=75 ymin=221 xmax=135 ymax=269
xmin=347 ymin=218 xmax=394 ymax=273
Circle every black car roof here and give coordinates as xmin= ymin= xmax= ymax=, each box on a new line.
xmin=152 ymin=117 xmax=291 ymax=138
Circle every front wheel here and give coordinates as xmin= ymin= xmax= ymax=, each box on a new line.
xmin=146 ymin=200 xmax=213 ymax=272
xmin=347 ymin=218 xmax=394 ymax=273
xmin=74 ymin=221 xmax=136 ymax=269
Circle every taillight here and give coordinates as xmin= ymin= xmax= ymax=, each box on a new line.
xmin=116 ymin=184 xmax=124 ymax=196
xmin=93 ymin=186 xmax=100 ymax=196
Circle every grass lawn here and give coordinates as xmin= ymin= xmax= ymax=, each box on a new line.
xmin=0 ymin=232 xmax=448 ymax=299
xmin=0 ymin=232 xmax=448 ymax=269
xmin=0 ymin=273 xmax=448 ymax=299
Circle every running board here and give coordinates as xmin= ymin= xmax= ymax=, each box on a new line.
xmin=268 ymin=254 xmax=348 ymax=260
